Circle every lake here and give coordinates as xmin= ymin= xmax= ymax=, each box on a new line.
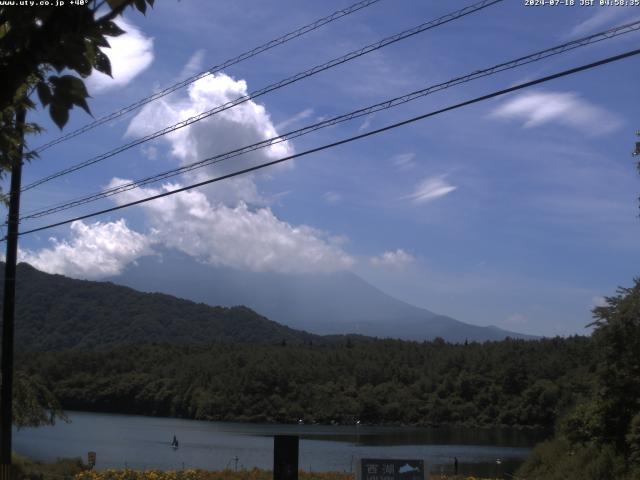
xmin=14 ymin=411 xmax=547 ymax=477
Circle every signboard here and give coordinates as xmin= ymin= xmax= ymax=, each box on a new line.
xmin=357 ymin=459 xmax=428 ymax=480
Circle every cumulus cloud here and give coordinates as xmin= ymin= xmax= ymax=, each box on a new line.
xmin=370 ymin=249 xmax=415 ymax=269
xmin=405 ymin=176 xmax=457 ymax=204
xmin=126 ymin=72 xmax=293 ymax=206
xmin=141 ymin=144 xmax=159 ymax=160
xmin=490 ymin=91 xmax=621 ymax=134
xmin=23 ymin=69 xmax=355 ymax=278
xmin=20 ymin=220 xmax=154 ymax=279
xmin=106 ymin=180 xmax=354 ymax=274
xmin=86 ymin=17 xmax=154 ymax=94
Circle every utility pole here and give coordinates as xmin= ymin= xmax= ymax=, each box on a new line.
xmin=0 ymin=106 xmax=27 ymax=480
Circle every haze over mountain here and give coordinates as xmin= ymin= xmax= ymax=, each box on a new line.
xmin=109 ymin=250 xmax=533 ymax=342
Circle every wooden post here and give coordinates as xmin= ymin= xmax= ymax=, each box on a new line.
xmin=0 ymin=106 xmax=27 ymax=480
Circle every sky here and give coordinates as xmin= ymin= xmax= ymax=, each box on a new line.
xmin=4 ymin=0 xmax=640 ymax=337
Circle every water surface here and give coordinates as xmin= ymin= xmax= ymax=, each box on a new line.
xmin=14 ymin=411 xmax=547 ymax=477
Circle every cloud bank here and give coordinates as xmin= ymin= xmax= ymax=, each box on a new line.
xmin=20 ymin=220 xmax=153 ymax=279
xmin=23 ymin=71 xmax=355 ymax=279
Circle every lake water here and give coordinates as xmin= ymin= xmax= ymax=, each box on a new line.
xmin=14 ymin=411 xmax=547 ymax=477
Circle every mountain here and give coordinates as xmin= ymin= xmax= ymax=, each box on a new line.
xmin=1 ymin=262 xmax=326 ymax=351
xmin=108 ymin=250 xmax=534 ymax=342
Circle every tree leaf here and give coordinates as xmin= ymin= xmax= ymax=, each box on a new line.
xmin=133 ymin=0 xmax=147 ymax=14
xmin=94 ymin=49 xmax=112 ymax=77
xmin=57 ymin=75 xmax=89 ymax=98
xmin=73 ymin=96 xmax=92 ymax=116
xmin=106 ymin=0 xmax=130 ymax=9
xmin=100 ymin=20 xmax=125 ymax=37
xmin=36 ymin=81 xmax=52 ymax=107
xmin=55 ymin=75 xmax=92 ymax=115
xmin=49 ymin=103 xmax=69 ymax=129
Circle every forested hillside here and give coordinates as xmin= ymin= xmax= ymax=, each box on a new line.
xmin=2 ymin=262 xmax=324 ymax=350
xmin=20 ymin=336 xmax=593 ymax=428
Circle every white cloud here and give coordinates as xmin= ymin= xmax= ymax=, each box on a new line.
xmin=591 ymin=296 xmax=608 ymax=308
xmin=20 ymin=220 xmax=154 ymax=279
xmin=323 ymin=191 xmax=342 ymax=205
xmin=86 ymin=17 xmax=154 ymax=94
xmin=179 ymin=49 xmax=206 ymax=79
xmin=358 ymin=114 xmax=374 ymax=132
xmin=370 ymin=249 xmax=415 ymax=269
xmin=107 ymin=179 xmax=354 ymax=274
xmin=126 ymin=72 xmax=293 ymax=206
xmin=405 ymin=176 xmax=457 ymax=204
xmin=141 ymin=144 xmax=158 ymax=160
xmin=567 ymin=8 xmax=634 ymax=38
xmin=490 ymin=91 xmax=622 ymax=134
xmin=391 ymin=152 xmax=416 ymax=170
xmin=23 ymin=68 xmax=355 ymax=278
xmin=275 ymin=108 xmax=314 ymax=131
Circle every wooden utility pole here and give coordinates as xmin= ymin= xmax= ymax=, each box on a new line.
xmin=0 ymin=106 xmax=26 ymax=480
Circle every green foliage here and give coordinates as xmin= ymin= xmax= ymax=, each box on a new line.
xmin=12 ymin=371 xmax=67 ymax=428
xmin=12 ymin=454 xmax=86 ymax=480
xmin=588 ymin=279 xmax=640 ymax=450
xmin=516 ymin=437 xmax=627 ymax=480
xmin=19 ymin=336 xmax=593 ymax=428
xmin=627 ymin=413 xmax=640 ymax=471
xmin=518 ymin=279 xmax=640 ymax=479
xmin=0 ymin=0 xmax=154 ymax=191
xmin=0 ymin=370 xmax=66 ymax=428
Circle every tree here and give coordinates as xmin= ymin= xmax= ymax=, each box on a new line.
xmin=0 ymin=0 xmax=155 ymax=439
xmin=11 ymin=372 xmax=65 ymax=428
xmin=0 ymin=0 xmax=155 ymax=185
xmin=588 ymin=279 xmax=640 ymax=452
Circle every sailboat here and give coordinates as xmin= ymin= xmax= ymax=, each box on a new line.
xmin=171 ymin=435 xmax=179 ymax=450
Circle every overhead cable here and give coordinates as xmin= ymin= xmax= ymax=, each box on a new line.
xmin=22 ymin=0 xmax=503 ymax=192
xmin=31 ymin=0 xmax=385 ymax=154
xmin=14 ymin=47 xmax=640 ymax=238
xmin=19 ymin=20 xmax=640 ymax=221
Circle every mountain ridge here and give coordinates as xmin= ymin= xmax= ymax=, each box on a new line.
xmin=108 ymin=250 xmax=535 ymax=342
xmin=1 ymin=262 xmax=330 ymax=351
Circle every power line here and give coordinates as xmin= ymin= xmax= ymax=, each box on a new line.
xmin=21 ymin=0 xmax=504 ymax=193
xmin=15 ymin=48 xmax=640 ymax=238
xmin=18 ymin=19 xmax=640 ymax=221
xmin=31 ymin=0 xmax=385 ymax=154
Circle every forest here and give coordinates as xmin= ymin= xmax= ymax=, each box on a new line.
xmin=20 ymin=336 xmax=593 ymax=429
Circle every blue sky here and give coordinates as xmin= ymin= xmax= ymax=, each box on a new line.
xmin=6 ymin=0 xmax=640 ymax=336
